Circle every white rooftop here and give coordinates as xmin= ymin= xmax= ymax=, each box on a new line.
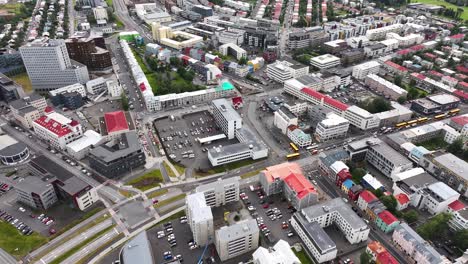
xmin=347 ymin=105 xmax=373 ymax=118
xmin=429 ymin=94 xmax=460 ymax=105
xmin=66 ymin=130 xmax=102 ymax=152
xmin=363 ymin=173 xmax=383 ymax=190
xmin=427 ymin=182 xmax=459 ymax=201
xmin=186 ymin=192 xmax=213 ymax=222
xmin=311 ymin=54 xmax=340 ymax=64
xmin=320 ymin=112 xmax=349 ymax=127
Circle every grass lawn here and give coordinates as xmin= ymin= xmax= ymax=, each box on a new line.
xmin=162 ymin=161 xmax=177 ymax=178
xmin=49 ymin=225 xmax=115 ymax=264
xmin=127 ymin=169 xmax=163 ymax=191
xmin=292 ymin=248 xmax=315 ymax=264
xmin=418 ymin=136 xmax=448 ymax=150
xmin=11 ymin=72 xmax=33 ymax=94
xmin=154 ymin=193 xmax=186 ymax=209
xmin=240 ymin=169 xmax=264 ymax=179
xmin=131 ymin=49 xmax=150 ymax=74
xmin=409 ymin=0 xmax=468 ymax=20
xmin=119 ymin=189 xmax=134 ymax=198
xmin=0 ymin=221 xmax=48 ymax=259
xmin=173 ymin=162 xmax=185 ymax=175
xmin=147 ymin=188 xmax=169 ymax=199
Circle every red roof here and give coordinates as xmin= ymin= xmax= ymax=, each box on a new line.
xmin=458 ymin=82 xmax=468 ymax=88
xmin=262 ymin=163 xmax=316 ymax=200
xmin=454 ymin=89 xmax=468 ymax=99
xmin=451 ymin=115 xmax=468 ymax=126
xmin=410 ymin=44 xmax=424 ymax=51
xmin=104 ymin=111 xmax=129 ymax=133
xmin=139 ymin=82 xmax=146 ymax=92
xmin=376 ymin=251 xmax=399 ymax=264
xmin=360 ymin=190 xmax=378 ymax=203
xmin=323 ymin=96 xmax=349 ymax=111
xmin=301 ymin=87 xmax=326 ymax=100
xmin=424 ymin=53 xmax=437 ymax=60
xmin=384 ymin=61 xmax=408 ymax=72
xmin=378 ymin=210 xmax=399 ymax=225
xmin=448 ymin=200 xmax=466 ymax=211
xmin=456 ymin=65 xmax=468 ymax=74
xmin=411 ymin=72 xmax=426 ymax=80
xmin=443 ymin=76 xmax=458 ymax=83
xmin=44 ymin=106 xmax=53 ymax=113
xmin=34 ymin=115 xmax=73 ymax=137
xmin=232 ymin=96 xmax=243 ymax=106
xmin=397 ymin=49 xmax=411 ymax=55
xmin=450 ymin=33 xmax=465 ymax=39
xmin=337 ymin=169 xmax=351 ymax=181
xmin=429 ymin=70 xmax=443 ymax=77
xmin=455 ymin=73 xmax=468 ymax=81
xmin=283 ymin=172 xmax=316 ymax=199
xmin=394 ymin=193 xmax=409 ymax=205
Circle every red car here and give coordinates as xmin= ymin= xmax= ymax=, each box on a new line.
xmin=262 ymin=204 xmax=269 ymax=209
xmin=152 ymin=199 xmax=159 ymax=204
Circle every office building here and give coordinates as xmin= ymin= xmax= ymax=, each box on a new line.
xmin=20 ymin=39 xmax=90 ymax=93
xmin=211 ymin=98 xmax=242 ymax=140
xmin=267 ymin=60 xmax=309 ymax=83
xmin=352 ymin=61 xmax=380 ymax=80
xmin=315 ymin=112 xmax=349 ymax=142
xmin=15 ymin=176 xmax=58 ymax=210
xmin=419 ymin=182 xmax=460 ymax=215
xmin=260 ymin=163 xmax=318 ymax=210
xmin=446 ymin=200 xmax=468 ymax=231
xmin=392 ymin=223 xmax=444 ymax=264
xmin=49 ymin=83 xmax=87 ymax=110
xmin=392 ymin=171 xmax=439 ymax=208
xmin=0 ymin=73 xmax=25 ymax=102
xmin=33 ymin=112 xmax=83 ymax=150
xmin=287 ymin=27 xmax=329 ymax=49
xmin=219 ymin=43 xmax=247 ymax=61
xmin=186 ymin=192 xmax=214 ymax=246
xmin=66 ymin=130 xmax=102 ymax=160
xmin=9 ymin=94 xmax=47 ymax=129
xmin=195 ymin=177 xmax=240 ymax=207
xmin=0 ymin=133 xmax=29 ymax=165
xmin=273 ymin=107 xmax=298 ymax=134
xmin=374 ymin=102 xmax=413 ymax=127
xmin=216 ymin=29 xmax=245 ymax=45
xmin=86 ymin=77 xmax=107 ymax=95
xmin=215 ymin=219 xmax=259 ymax=261
xmin=65 ymin=34 xmax=112 ymax=72
xmin=310 ymin=54 xmax=341 ymax=69
xmin=287 ymin=125 xmax=313 ymax=148
xmin=344 ymin=106 xmax=380 ymax=130
xmin=88 ymin=132 xmax=146 ymax=178
xmin=366 ymin=141 xmax=413 ymax=178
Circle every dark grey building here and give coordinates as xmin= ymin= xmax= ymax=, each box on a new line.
xmin=88 ymin=132 xmax=146 ymax=178
xmin=51 ymin=91 xmax=84 ymax=110
xmin=0 ymin=73 xmax=25 ymax=102
xmin=191 ymin=5 xmax=213 ymax=17
xmin=15 ymin=176 xmax=58 ymax=210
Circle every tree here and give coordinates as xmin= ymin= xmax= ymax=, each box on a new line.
xmin=417 ymin=213 xmax=452 ymax=240
xmin=447 ymin=138 xmax=464 ymax=156
xmin=407 ymin=86 xmax=419 ymax=100
xmin=238 ymin=56 xmax=248 ymax=65
xmin=397 ymin=96 xmax=407 ymax=104
xmin=360 ymin=252 xmax=373 ymax=264
xmin=403 ymin=210 xmax=419 ymax=224
xmin=351 ymin=168 xmax=366 ymax=183
xmin=169 ymin=57 xmax=182 ymax=68
xmin=453 ymin=229 xmax=468 ymax=251
xmin=373 ymin=189 xmax=384 ymax=198
xmin=380 ymin=195 xmax=397 ymax=213
xmin=394 ymin=75 xmax=402 ymax=86
xmin=121 ymin=92 xmax=129 ymax=111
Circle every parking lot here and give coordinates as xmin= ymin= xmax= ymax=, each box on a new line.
xmin=154 ymin=110 xmax=240 ymax=171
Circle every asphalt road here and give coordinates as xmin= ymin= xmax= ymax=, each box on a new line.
xmin=0 ymin=248 xmax=16 ymax=264
xmin=113 ymin=0 xmax=152 ymax=42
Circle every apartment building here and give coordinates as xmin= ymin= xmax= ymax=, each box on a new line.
xmin=386 ymin=32 xmax=424 ymax=47
xmin=344 ymin=106 xmax=380 ymax=130
xmin=266 ymin=60 xmax=309 ymax=83
xmin=215 ymin=219 xmax=259 ymax=261
xmin=9 ymin=94 xmax=47 ymax=128
xmin=33 ymin=112 xmax=83 ymax=150
xmin=310 ymin=54 xmax=341 ymax=70
xmin=219 ymin=43 xmax=247 ymax=60
xmin=288 ymin=27 xmax=329 ymax=49
xmin=352 ymin=61 xmax=380 ymax=80
xmin=19 ymin=38 xmax=90 ymax=93
xmin=195 ymin=176 xmax=240 ymax=207
xmin=252 ymin=240 xmax=300 ymax=264
xmin=259 ymin=163 xmax=318 ymax=210
xmin=365 ymin=74 xmax=408 ymax=100
xmin=446 ymin=200 xmax=468 ymax=231
xmin=314 ymin=112 xmax=350 ymax=142
xmin=186 ymin=192 xmax=214 ymax=246
xmin=65 ymin=34 xmax=112 ymax=72
xmin=15 ymin=176 xmax=58 ymax=210
xmin=273 ymin=106 xmax=298 ymax=134
xmin=212 ymin=98 xmax=242 ymax=139
xmin=366 ymin=142 xmax=413 ymax=178
xmin=365 ymin=24 xmax=403 ymax=40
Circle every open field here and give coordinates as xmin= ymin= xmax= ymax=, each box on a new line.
xmin=127 ymin=169 xmax=163 ymax=191
xmin=411 ymin=0 xmax=468 ymax=20
xmin=0 ymin=221 xmax=48 ymax=258
xmin=292 ymin=248 xmax=315 ymax=264
xmin=154 ymin=193 xmax=186 ymax=208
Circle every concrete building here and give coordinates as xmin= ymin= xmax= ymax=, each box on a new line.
xmin=266 ymin=60 xmax=309 ymax=83
xmin=195 ymin=177 xmax=240 ymax=207
xmin=92 ymin=6 xmax=108 ymax=20
xmin=392 ymin=171 xmax=439 ymax=208
xmin=119 ymin=231 xmax=154 ymax=264
xmin=15 ymin=176 xmax=58 ymax=210
xmin=450 ymin=115 xmax=468 ymax=136
xmin=386 ymin=32 xmax=424 ymax=47
xmin=219 ymin=43 xmax=247 ymax=60
xmin=310 ymin=54 xmax=341 ymax=69
xmin=186 ymin=192 xmax=214 ymax=246
xmin=365 ymin=74 xmax=408 ymax=100
xmin=260 ymin=163 xmax=318 ymax=210
xmin=33 ymin=112 xmax=83 ymax=150
xmin=314 ymin=112 xmax=349 ymax=142
xmin=273 ymin=107 xmax=298 ymax=134
xmin=344 ymin=106 xmax=380 ymax=130
xmin=287 ymin=125 xmax=313 ymax=148
xmin=98 ymin=111 xmax=135 ymax=140
xmin=9 ymin=94 xmax=47 ymax=129
xmin=446 ymin=200 xmax=468 ymax=231
xmin=374 ymin=102 xmax=413 ymax=127
xmin=152 ymin=23 xmax=203 ymax=50
xmin=352 ymin=61 xmax=380 ymax=80
xmin=88 ymin=132 xmax=146 ymax=178
xmin=86 ymin=77 xmax=107 ymax=95
xmin=216 ymin=29 xmax=245 ymax=45
xmin=19 ymin=39 xmax=90 ymax=93
xmin=107 ymin=80 xmax=122 ymax=97
xmin=135 ymin=3 xmax=171 ymax=25
xmin=212 ymin=98 xmax=242 ymax=140
xmin=419 ymin=182 xmax=460 ymax=215
xmin=66 ymin=130 xmax=102 ymax=160
xmin=287 ymin=27 xmax=329 ymax=49
xmin=252 ymin=240 xmax=300 ymax=264
xmin=364 ymin=43 xmax=388 ymax=58
xmin=65 ymin=34 xmax=112 ymax=72
xmin=366 ymin=141 xmax=413 ymax=178
xmin=215 ymin=219 xmax=259 ymax=261
xmin=0 ymin=133 xmax=29 ymax=165
xmin=365 ymin=24 xmax=403 ymax=41
xmin=0 ymin=73 xmax=25 ymax=102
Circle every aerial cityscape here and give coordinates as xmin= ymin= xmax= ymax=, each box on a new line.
xmin=0 ymin=0 xmax=467 ymax=263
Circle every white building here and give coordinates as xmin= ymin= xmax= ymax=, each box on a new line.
xmin=86 ymin=77 xmax=108 ymax=95
xmin=442 ymin=124 xmax=461 ymax=144
xmin=216 ymin=29 xmax=245 ymax=45
xmin=352 ymin=61 xmax=381 ymax=80
xmin=215 ymin=219 xmax=259 ymax=261
xmin=252 ymin=240 xmax=300 ymax=264
xmin=93 ymin=6 xmax=108 ymax=21
xmin=66 ymin=130 xmax=102 ymax=160
xmin=344 ymin=106 xmax=380 ymax=130
xmin=420 ymin=182 xmax=460 ymax=215
xmin=365 ymin=74 xmax=408 ymax=100
xmin=386 ymin=32 xmax=424 ymax=47
xmin=152 ymin=23 xmax=202 ymax=50
xmin=195 ymin=176 xmax=240 ymax=207
xmin=365 ymin=24 xmax=403 ymax=40
xmin=49 ymin=83 xmax=87 ymax=98
xmin=219 ymin=43 xmax=247 ymax=60
xmin=366 ymin=142 xmax=413 ymax=178
xmin=273 ymin=107 xmax=298 ymax=134
xmin=186 ymin=192 xmax=214 ymax=246
xmin=33 ymin=112 xmax=83 ymax=150
xmin=19 ymin=38 xmax=89 ymax=93
xmin=374 ymin=102 xmax=413 ymax=127
xmin=446 ymin=200 xmax=468 ymax=231
xmin=212 ymin=98 xmax=242 ymax=139
xmin=310 ymin=54 xmax=341 ymax=69
xmin=266 ymin=60 xmax=309 ymax=83
xmin=135 ymin=3 xmax=171 ymax=25
xmin=346 ymin=36 xmax=370 ymax=49
xmin=287 ymin=126 xmax=312 ymax=148
xmin=315 ymin=112 xmax=350 ymax=142
xmin=107 ymin=80 xmax=122 ymax=97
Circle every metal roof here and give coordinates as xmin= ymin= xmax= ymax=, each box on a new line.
xmin=121 ymin=231 xmax=154 ymax=264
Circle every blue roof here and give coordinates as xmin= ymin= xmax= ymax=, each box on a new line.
xmin=343 ymin=179 xmax=355 ymax=189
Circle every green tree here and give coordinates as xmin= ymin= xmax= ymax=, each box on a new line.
xmin=394 ymin=75 xmax=402 ymax=86
xmin=380 ymin=195 xmax=398 ymax=213
xmin=169 ymin=57 xmax=182 ymax=68
xmin=121 ymin=92 xmax=129 ymax=111
xmin=403 ymin=210 xmax=419 ymax=224
xmin=373 ymin=189 xmax=384 ymax=198
xmin=417 ymin=213 xmax=452 ymax=240
xmin=360 ymin=252 xmax=373 ymax=264
xmin=351 ymin=168 xmax=366 ymax=183
xmin=447 ymin=138 xmax=464 ymax=156
xmin=407 ymin=86 xmax=419 ymax=100
xmin=397 ymin=96 xmax=407 ymax=104
xmin=453 ymin=229 xmax=468 ymax=251
xmin=238 ymin=56 xmax=248 ymax=65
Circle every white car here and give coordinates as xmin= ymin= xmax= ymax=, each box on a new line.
xmin=19 ymin=207 xmax=26 ymax=213
xmin=46 ymin=220 xmax=54 ymax=226
xmin=157 ymin=233 xmax=165 ymax=238
xmin=247 ymin=206 xmax=255 ymax=211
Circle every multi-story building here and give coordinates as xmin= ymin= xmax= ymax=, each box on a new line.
xmin=352 ymin=61 xmax=380 ymax=80
xmin=88 ymin=132 xmax=146 ymax=178
xmin=211 ymin=98 xmax=242 ymax=139
xmin=266 ymin=60 xmax=309 ymax=83
xmin=392 ymin=223 xmax=444 ymax=264
xmin=376 ymin=210 xmax=400 ymax=233
xmin=219 ymin=43 xmax=247 ymax=60
xmin=364 ymin=43 xmax=388 ymax=58
xmin=259 ymin=163 xmax=317 ymax=209
xmin=344 ymin=106 xmax=380 ymax=130
xmin=0 ymin=73 xmax=25 ymax=102
xmin=33 ymin=111 xmax=83 ymax=150
xmin=365 ymin=74 xmax=408 ymax=100
xmin=0 ymin=133 xmax=29 ymax=166
xmin=152 ymin=23 xmax=203 ymax=50
xmin=65 ymin=34 xmax=112 ymax=72
xmin=365 ymin=24 xmax=403 ymax=41
xmin=15 ymin=176 xmax=58 ymax=210
xmin=66 ymin=130 xmax=102 ymax=160
xmin=287 ymin=125 xmax=313 ymax=148
xmin=314 ymin=112 xmax=349 ymax=142
xmin=446 ymin=200 xmax=468 ymax=231
xmin=19 ymin=38 xmax=90 ymax=93
xmin=216 ymin=29 xmax=245 ymax=45
xmin=273 ymin=106 xmax=298 ymax=134
xmin=107 ymin=80 xmax=122 ymax=97
xmin=86 ymin=77 xmax=108 ymax=95
xmin=450 ymin=115 xmax=468 ymax=136
xmin=357 ymin=190 xmax=378 ymax=211
xmin=287 ymin=27 xmax=329 ymax=49
xmin=186 ymin=192 xmax=214 ymax=246
xmin=252 ymin=240 xmax=300 ymax=264
xmin=98 ymin=111 xmax=135 ymax=140
xmin=49 ymin=83 xmax=86 ymax=110
xmin=310 ymin=54 xmax=341 ymax=70
xmin=366 ymin=141 xmax=413 ymax=178
xmin=9 ymin=94 xmax=47 ymax=128
xmin=215 ymin=219 xmax=259 ymax=261
xmin=386 ymin=32 xmax=424 ymax=47
xmin=419 ymin=182 xmax=460 ymax=215
xmin=195 ymin=176 xmax=240 ymax=207
xmin=92 ymin=6 xmax=108 ymax=20
xmin=393 ymin=171 xmax=439 ymax=208
xmin=374 ymin=102 xmax=413 ymax=127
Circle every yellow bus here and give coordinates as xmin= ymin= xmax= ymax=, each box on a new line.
xmin=434 ymin=114 xmax=447 ymax=120
xmin=449 ymin=108 xmax=460 ymax=115
xmin=407 ymin=120 xmax=418 ymax=125
xmin=395 ymin=122 xmax=407 ymax=128
xmin=290 ymin=142 xmax=299 ymax=152
xmin=286 ymin=153 xmax=300 ymax=160
xmin=417 ymin=117 xmax=429 ymax=123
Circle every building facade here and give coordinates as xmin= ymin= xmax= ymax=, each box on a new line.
xmin=215 ymin=219 xmax=260 ymax=261
xmin=33 ymin=112 xmax=83 ymax=150
xmin=186 ymin=192 xmax=214 ymax=246
xmin=195 ymin=177 xmax=240 ymax=207
xmin=315 ymin=112 xmax=350 ymax=142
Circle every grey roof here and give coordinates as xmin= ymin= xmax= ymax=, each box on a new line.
xmin=386 ymin=132 xmax=407 ymax=147
xmin=433 ymin=153 xmax=468 ymax=181
xmin=196 ymin=176 xmax=240 ymax=193
xmin=370 ymin=143 xmax=412 ymax=166
xmin=9 ymin=94 xmax=43 ymax=110
xmin=0 ymin=248 xmax=18 ymax=264
xmin=426 ymin=182 xmax=459 ymax=201
xmin=366 ymin=43 xmax=387 ymax=50
xmin=89 ymin=132 xmax=142 ymax=163
xmin=15 ymin=176 xmax=53 ymax=194
xmin=216 ymin=219 xmax=259 ymax=242
xmin=296 ymin=74 xmax=323 ymax=85
xmin=0 ymin=73 xmax=22 ymax=92
xmin=18 ymin=105 xmax=38 ymax=115
xmin=347 ymin=137 xmax=382 ymax=152
xmin=208 ymin=142 xmax=254 ymax=159
xmin=121 ymin=231 xmax=154 ymax=264
xmin=293 ymin=214 xmax=336 ymax=254
xmin=208 ymin=127 xmax=268 ymax=159
xmin=0 ymin=141 xmax=27 ymax=157
xmin=212 ymin=98 xmax=242 ymax=123
xmin=301 ymin=198 xmax=367 ymax=230
xmin=319 ymin=150 xmax=350 ymax=168
xmin=398 ymin=172 xmax=437 ymax=193
xmin=278 ymin=106 xmax=296 ymax=119
xmin=395 ymin=223 xmax=442 ymax=264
